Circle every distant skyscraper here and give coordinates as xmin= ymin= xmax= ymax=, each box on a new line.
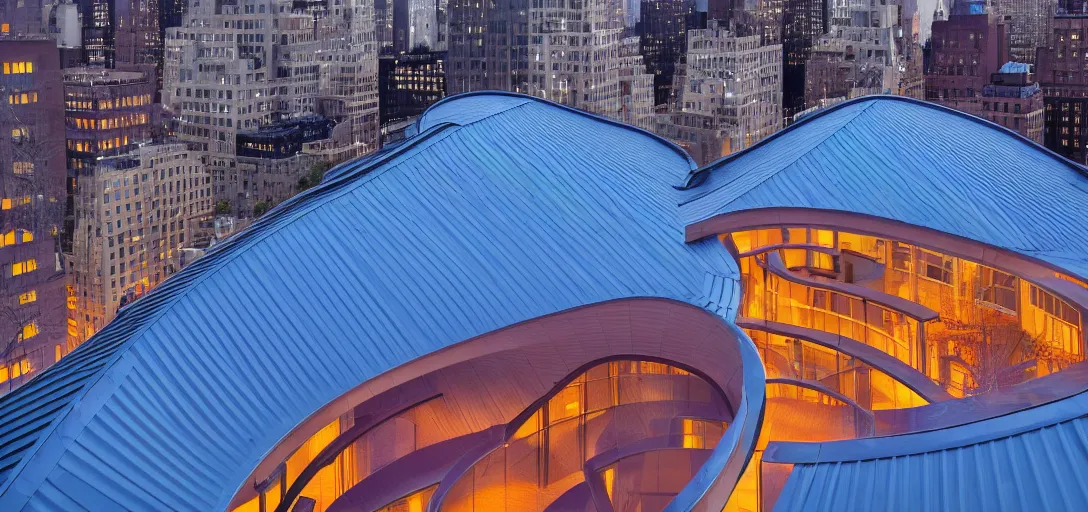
xmin=78 ymin=0 xmax=115 ymax=66
xmin=164 ymin=0 xmax=379 ymax=219
xmin=782 ymin=0 xmax=829 ymax=119
xmin=1039 ymin=15 xmax=1088 ymax=163
xmin=993 ymin=0 xmax=1054 ymax=64
xmin=448 ymin=0 xmax=654 ymax=124
xmin=657 ymin=20 xmax=783 ymax=164
xmin=62 ymin=68 xmax=155 ymax=343
xmin=0 ymin=38 xmax=68 ymax=396
xmin=639 ymin=0 xmax=697 ymax=106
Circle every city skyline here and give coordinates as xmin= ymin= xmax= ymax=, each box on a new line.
xmin=2 ymin=0 xmax=1088 ymax=511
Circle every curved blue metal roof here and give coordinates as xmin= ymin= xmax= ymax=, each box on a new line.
xmin=0 ymin=93 xmax=740 ymax=510
xmin=680 ymin=96 xmax=1088 ymax=280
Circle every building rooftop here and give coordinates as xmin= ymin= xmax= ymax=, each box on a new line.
xmin=681 ymin=96 xmax=1088 ymax=280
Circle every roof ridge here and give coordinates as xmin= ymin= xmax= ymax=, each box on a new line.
xmin=679 ymin=101 xmax=878 ymax=210
xmin=419 ymin=91 xmax=699 ymax=170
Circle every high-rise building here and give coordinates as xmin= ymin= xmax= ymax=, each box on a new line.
xmin=0 ymin=39 xmax=67 ymax=396
xmin=379 ymin=50 xmax=446 ymax=127
xmin=657 ymin=20 xmax=782 ymax=164
xmin=1038 ymin=15 xmax=1088 ymax=163
xmin=639 ymin=0 xmax=697 ymax=106
xmin=67 ymin=143 xmax=212 ymax=343
xmin=993 ymin=0 xmax=1054 ymax=64
xmin=62 ymin=67 xmax=155 ymax=343
xmin=163 ymin=0 xmax=379 ymax=220
xmin=924 ymin=1 xmax=1007 ymax=117
xmin=447 ymin=0 xmax=654 ymax=125
xmin=782 ymin=0 xmax=829 ymax=119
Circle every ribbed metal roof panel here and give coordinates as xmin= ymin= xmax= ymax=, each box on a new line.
xmin=773 ymin=413 xmax=1088 ymax=512
xmin=0 ymin=93 xmax=739 ymax=510
xmin=681 ymin=96 xmax=1088 ymax=279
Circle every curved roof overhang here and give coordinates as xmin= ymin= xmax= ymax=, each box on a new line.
xmin=228 ymin=298 xmax=766 ymax=512
xmin=686 ymin=207 xmax=1088 ymax=316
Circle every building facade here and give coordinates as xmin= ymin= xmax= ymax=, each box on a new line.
xmin=447 ymin=0 xmax=655 ymax=124
xmin=378 ymin=50 xmax=446 ymax=127
xmin=781 ymin=0 xmax=828 ymax=119
xmin=639 ymin=0 xmax=697 ymax=106
xmin=979 ymin=62 xmax=1044 ymax=143
xmin=657 ymin=20 xmax=782 ymax=164
xmin=67 ymin=143 xmax=212 ymax=344
xmin=924 ymin=2 xmax=1008 ymax=117
xmin=1039 ymin=15 xmax=1088 ymax=163
xmin=163 ymin=0 xmax=379 ymax=220
xmin=0 ymin=39 xmax=67 ymax=396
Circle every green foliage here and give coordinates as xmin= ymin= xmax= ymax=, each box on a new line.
xmin=297 ymin=160 xmax=333 ymax=192
xmin=215 ymin=200 xmax=232 ymax=215
xmin=253 ymin=201 xmax=270 ymax=218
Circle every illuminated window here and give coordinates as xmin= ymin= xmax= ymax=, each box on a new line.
xmin=1 ymin=24 xmax=8 ymax=34
xmin=11 ymin=259 xmax=38 ymax=276
xmin=55 ymin=345 xmax=62 ymax=363
xmin=682 ymin=418 xmax=707 ymax=448
xmin=13 ymin=162 xmax=33 ymax=175
xmin=1 ymin=199 xmax=10 ymax=210
xmin=18 ymin=290 xmax=36 ymax=304
xmin=0 ymin=365 xmax=6 ymax=383
xmin=20 ymin=322 xmax=38 ymax=341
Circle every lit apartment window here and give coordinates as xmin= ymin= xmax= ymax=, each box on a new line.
xmin=19 ymin=290 xmax=36 ymax=304
xmin=11 ymin=259 xmax=38 ymax=276
xmin=1 ymin=24 xmax=9 ymax=34
xmin=0 ymin=359 xmax=32 ymax=383
xmin=8 ymin=92 xmax=38 ymax=104
xmin=20 ymin=322 xmax=38 ymax=341
xmin=2 ymin=61 xmax=33 ymax=74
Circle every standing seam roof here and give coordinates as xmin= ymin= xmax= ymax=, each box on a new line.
xmin=0 ymin=92 xmax=739 ymax=511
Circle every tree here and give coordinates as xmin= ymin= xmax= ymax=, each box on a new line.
xmin=933 ymin=298 xmax=1056 ymax=396
xmin=297 ymin=160 xmax=332 ymax=193
xmin=253 ymin=201 xmax=270 ymax=218
xmin=215 ymin=200 xmax=232 ymax=215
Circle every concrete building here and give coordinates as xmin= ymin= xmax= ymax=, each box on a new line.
xmin=657 ymin=20 xmax=782 ymax=164
xmin=1038 ymin=15 xmax=1088 ymax=163
xmin=924 ymin=1 xmax=1008 ymax=118
xmin=66 ymin=143 xmax=212 ymax=344
xmin=993 ymin=0 xmax=1055 ymax=64
xmin=0 ymin=39 xmax=67 ymax=396
xmin=163 ymin=0 xmax=379 ymax=220
xmin=447 ymin=0 xmax=654 ymax=126
xmin=979 ymin=62 xmax=1044 ymax=143
xmin=62 ymin=67 xmax=155 ymax=344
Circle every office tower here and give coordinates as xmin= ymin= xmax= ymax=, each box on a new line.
xmin=447 ymin=0 xmax=654 ymax=125
xmin=1039 ymin=15 xmax=1088 ymax=163
xmin=782 ymin=0 xmax=829 ymax=118
xmin=657 ymin=20 xmax=782 ymax=164
xmin=0 ymin=39 xmax=67 ymax=396
xmin=640 ymin=0 xmax=697 ymax=106
xmin=992 ymin=0 xmax=1054 ymax=64
xmin=925 ymin=1 xmax=1007 ymax=117
xmin=379 ymin=51 xmax=446 ymax=128
xmin=163 ymin=0 xmax=379 ymax=220
xmin=62 ymin=67 xmax=155 ymax=343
